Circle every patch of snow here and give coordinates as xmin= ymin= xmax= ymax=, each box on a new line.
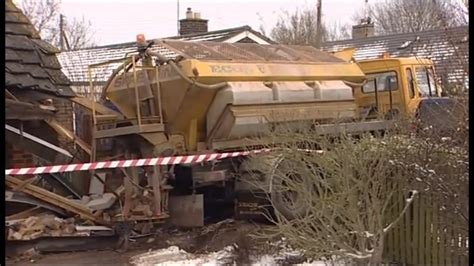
xmin=130 ymin=245 xmax=236 ymax=266
xmin=296 ymin=261 xmax=334 ymax=266
xmin=131 ymin=237 xmax=348 ymax=266
xmin=252 ymin=255 xmax=276 ymax=266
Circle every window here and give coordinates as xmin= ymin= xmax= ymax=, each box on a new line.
xmin=416 ymin=67 xmax=437 ymax=97
xmin=406 ymin=68 xmax=415 ymax=99
xmin=362 ymin=71 xmax=398 ymax=93
xmin=362 ymin=78 xmax=376 ymax=93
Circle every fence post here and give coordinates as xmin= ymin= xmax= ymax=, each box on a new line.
xmin=404 ymin=191 xmax=413 ymax=264
xmin=418 ymin=195 xmax=426 ymax=265
xmin=432 ymin=204 xmax=439 ymax=265
xmin=397 ymin=189 xmax=405 ymax=262
xmin=412 ymin=194 xmax=419 ymax=264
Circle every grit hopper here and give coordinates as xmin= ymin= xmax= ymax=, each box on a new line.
xmin=99 ymin=39 xmax=367 ymax=157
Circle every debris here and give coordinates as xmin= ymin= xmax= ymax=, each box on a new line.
xmin=200 ymin=218 xmax=234 ymax=235
xmin=132 ymin=204 xmax=153 ymax=217
xmin=75 ymin=225 xmax=114 ymax=232
xmin=81 ymin=195 xmax=91 ymax=204
xmin=6 ymin=175 xmax=104 ymax=224
xmin=6 ymin=206 xmax=48 ymax=221
xmin=134 ymin=221 xmax=154 ymax=235
xmin=86 ymin=193 xmax=116 ymax=211
xmin=7 ymin=214 xmax=80 ymax=240
xmin=89 ymin=172 xmax=106 ymax=195
xmin=6 ymin=214 xmax=117 ymax=243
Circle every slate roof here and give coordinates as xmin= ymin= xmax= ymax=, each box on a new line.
xmin=322 ymin=26 xmax=469 ymax=87
xmin=57 ymin=26 xmax=275 ymax=84
xmin=5 ymin=0 xmax=75 ymax=97
xmin=168 ymin=25 xmax=275 ymax=43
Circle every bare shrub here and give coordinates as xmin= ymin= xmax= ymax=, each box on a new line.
xmin=243 ymin=126 xmax=419 ymax=264
xmin=397 ymin=95 xmax=469 ymax=239
xmin=242 ymin=94 xmax=468 ymax=262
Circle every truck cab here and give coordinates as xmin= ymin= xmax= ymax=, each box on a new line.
xmin=354 ymin=56 xmax=442 ymax=120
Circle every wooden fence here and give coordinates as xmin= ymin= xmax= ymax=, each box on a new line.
xmin=383 ymin=192 xmax=468 ymax=265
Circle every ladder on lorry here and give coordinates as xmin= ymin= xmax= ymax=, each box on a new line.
xmin=84 ymin=55 xmax=169 ymax=220
xmin=86 ymin=55 xmax=165 ymax=161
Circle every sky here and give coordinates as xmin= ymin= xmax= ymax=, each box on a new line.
xmin=50 ymin=0 xmax=376 ymax=46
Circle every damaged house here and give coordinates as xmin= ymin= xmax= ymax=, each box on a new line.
xmin=5 ymin=0 xmax=91 ymax=206
xmin=6 ymin=1 xmax=117 ymax=249
xmin=5 ymin=0 xmax=77 ymax=168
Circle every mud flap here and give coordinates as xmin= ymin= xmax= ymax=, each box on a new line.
xmin=168 ymin=194 xmax=204 ymax=227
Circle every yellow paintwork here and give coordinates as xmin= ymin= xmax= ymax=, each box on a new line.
xmin=354 ymin=57 xmax=440 ymax=118
xmin=172 ymin=59 xmax=366 ymax=83
xmin=330 ymin=48 xmax=356 ymax=62
xmin=158 ymin=59 xmax=367 ymax=148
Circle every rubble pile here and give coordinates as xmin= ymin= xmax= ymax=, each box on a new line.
xmin=74 ymin=190 xmax=161 ymax=223
xmin=7 ymin=215 xmax=86 ymax=240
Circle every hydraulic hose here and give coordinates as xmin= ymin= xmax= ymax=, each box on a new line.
xmin=100 ymin=56 xmax=140 ymax=101
xmin=145 ymin=50 xmax=170 ymax=65
xmin=144 ymin=47 xmax=227 ymax=90
xmin=168 ymin=61 xmax=228 ymax=90
xmin=101 ymin=49 xmax=228 ymax=101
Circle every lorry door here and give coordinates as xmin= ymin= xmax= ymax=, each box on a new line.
xmin=404 ymin=67 xmax=420 ymax=116
xmin=360 ymin=71 xmax=402 ymax=119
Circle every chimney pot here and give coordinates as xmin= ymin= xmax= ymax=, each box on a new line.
xmin=186 ymin=7 xmax=193 ymax=19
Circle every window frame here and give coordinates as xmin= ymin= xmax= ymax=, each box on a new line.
xmin=405 ymin=67 xmax=416 ymax=99
xmin=362 ymin=71 xmax=399 ymax=94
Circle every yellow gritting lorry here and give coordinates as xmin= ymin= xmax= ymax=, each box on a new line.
xmin=71 ymin=38 xmax=451 ymax=225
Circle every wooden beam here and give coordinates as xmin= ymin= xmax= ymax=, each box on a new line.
xmin=6 ymin=99 xmax=54 ymax=120
xmin=6 ymin=206 xmax=45 ymax=221
xmin=121 ymin=169 xmax=134 ymax=218
xmin=70 ymin=96 xmax=123 ymax=118
xmin=6 ymin=175 xmax=105 ymax=225
xmin=152 ymin=165 xmax=162 ymax=215
xmin=46 ymin=119 xmax=92 ymax=156
xmin=94 ymin=124 xmax=165 ymax=139
xmin=11 ymin=176 xmax=37 ymax=192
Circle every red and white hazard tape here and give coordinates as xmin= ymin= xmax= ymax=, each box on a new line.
xmin=5 ymin=149 xmax=271 ymax=176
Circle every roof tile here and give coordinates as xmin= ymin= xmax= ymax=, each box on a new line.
xmin=5 ymin=0 xmax=74 ymax=97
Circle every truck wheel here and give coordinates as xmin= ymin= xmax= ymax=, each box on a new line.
xmin=269 ymin=158 xmax=316 ymax=220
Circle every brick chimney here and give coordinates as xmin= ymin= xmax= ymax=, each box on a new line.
xmin=179 ymin=8 xmax=208 ymax=36
xmin=352 ymin=18 xmax=375 ymax=39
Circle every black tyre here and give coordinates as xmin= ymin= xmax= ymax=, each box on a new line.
xmin=269 ymin=157 xmax=318 ymax=220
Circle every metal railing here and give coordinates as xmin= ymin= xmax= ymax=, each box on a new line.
xmin=86 ymin=56 xmax=164 ymax=162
